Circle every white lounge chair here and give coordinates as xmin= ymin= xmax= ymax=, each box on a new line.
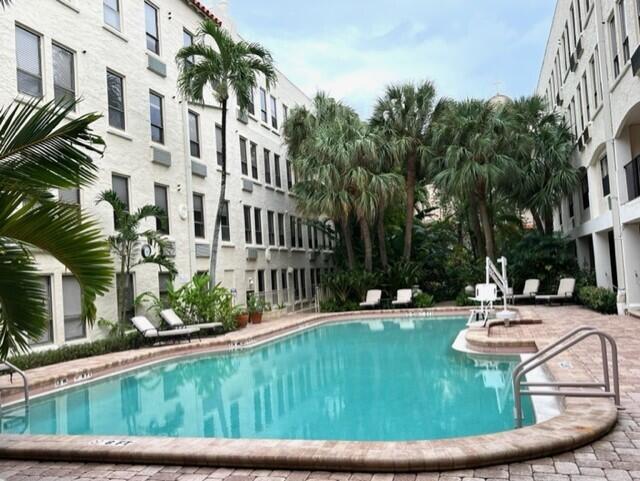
xmin=391 ymin=289 xmax=413 ymax=307
xmin=510 ymin=279 xmax=540 ymax=304
xmin=131 ymin=316 xmax=199 ymax=344
xmin=536 ymin=278 xmax=576 ymax=305
xmin=160 ymin=309 xmax=222 ymax=334
xmin=359 ymin=290 xmax=382 ymax=308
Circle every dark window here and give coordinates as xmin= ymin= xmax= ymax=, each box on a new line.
xmin=581 ymin=174 xmax=590 ymax=209
xmin=250 ymin=142 xmax=258 ymax=179
xmin=300 ymin=269 xmax=307 ymax=299
xmin=625 ymin=156 xmax=640 ymax=201
xmin=149 ymin=91 xmax=164 ymax=143
xmin=189 ymin=111 xmax=200 ymax=157
xmin=254 ymin=207 xmax=263 ymax=245
xmin=310 ymin=268 xmax=317 ymax=298
xmin=313 ymin=227 xmax=319 ymax=250
xmin=274 ymin=154 xmax=282 ymax=188
xmin=297 ymin=218 xmax=303 ymax=248
xmin=107 ymin=70 xmax=125 ymax=129
xmin=277 ymin=213 xmax=285 ymax=246
xmin=260 ymin=88 xmax=268 ymax=122
xmin=307 ymin=225 xmax=313 ymax=249
xmin=59 ymin=188 xmax=80 ymax=205
xmin=216 ymin=125 xmax=223 ymax=166
xmin=281 ymin=269 xmax=288 ymax=300
xmin=270 ymin=95 xmax=278 ymax=129
xmin=240 ymin=137 xmax=248 ymax=175
xmin=53 ymin=43 xmax=75 ymax=106
xmin=257 ymin=270 xmax=265 ymax=295
xmin=568 ymin=195 xmax=575 ymax=218
xmin=30 ymin=277 xmax=53 ymax=345
xmin=112 ymin=174 xmax=129 ymax=228
xmin=619 ymin=0 xmax=630 ymax=62
xmin=103 ymin=0 xmax=121 ymax=30
xmin=270 ymin=270 xmax=278 ymax=305
xmin=601 ymin=156 xmax=611 ymax=196
xmin=267 ymin=211 xmax=275 ymax=246
xmin=293 ymin=269 xmax=300 ymax=301
xmin=286 ymin=158 xmax=293 ymax=189
xmin=610 ymin=16 xmax=620 ymax=77
xmin=158 ymin=272 xmax=172 ymax=306
xmin=244 ymin=205 xmax=252 ymax=244
xmin=63 ymin=276 xmax=85 ymax=341
xmin=145 ymin=2 xmax=160 ymax=54
xmin=264 ymin=149 xmax=271 ymax=184
xmin=220 ymin=201 xmax=230 ymax=241
xmin=248 ymin=88 xmax=255 ymax=116
xmin=15 ymin=26 xmax=42 ymax=97
xmin=193 ymin=193 xmax=205 ymax=238
xmin=183 ymin=29 xmax=194 ymax=67
xmin=154 ymin=184 xmax=169 ymax=234
xmin=290 ymin=216 xmax=296 ymax=247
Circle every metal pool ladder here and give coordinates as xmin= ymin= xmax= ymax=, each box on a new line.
xmin=513 ymin=325 xmax=621 ymax=428
xmin=0 ymin=360 xmax=30 ymax=409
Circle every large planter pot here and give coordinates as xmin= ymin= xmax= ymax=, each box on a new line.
xmin=249 ymin=311 xmax=263 ymax=324
xmin=235 ymin=313 xmax=249 ymax=328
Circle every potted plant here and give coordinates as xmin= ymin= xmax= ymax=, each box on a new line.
xmin=247 ymin=296 xmax=269 ymax=324
xmin=234 ymin=305 xmax=249 ymax=328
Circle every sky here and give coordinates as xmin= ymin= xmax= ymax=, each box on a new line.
xmin=206 ymin=0 xmax=557 ymax=119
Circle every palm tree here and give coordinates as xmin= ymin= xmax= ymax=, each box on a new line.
xmin=432 ymin=99 xmax=513 ymax=260
xmin=370 ymin=81 xmax=438 ymax=260
xmin=176 ymin=19 xmax=276 ymax=288
xmin=0 ymin=99 xmax=113 ymax=357
xmin=97 ymin=190 xmax=177 ymax=324
xmin=506 ymin=96 xmax=578 ymax=234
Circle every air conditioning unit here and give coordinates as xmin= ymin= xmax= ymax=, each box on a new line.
xmin=237 ymin=109 xmax=249 ymax=124
xmin=246 ymin=248 xmax=258 ymax=261
xmin=265 ymin=248 xmax=272 ymax=262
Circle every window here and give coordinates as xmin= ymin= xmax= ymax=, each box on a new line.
xmin=581 ymin=174 xmax=590 ymax=209
xmin=619 ymin=0 xmax=630 ymax=62
xmin=310 ymin=268 xmax=317 ymax=299
xmin=107 ymin=70 xmax=125 ymax=129
xmin=270 ymin=270 xmax=278 ymax=305
xmin=112 ymin=174 xmax=129 ymax=228
xmin=158 ymin=272 xmax=172 ymax=306
xmin=577 ymin=0 xmax=583 ymax=30
xmin=293 ymin=268 xmax=300 ymax=301
xmin=248 ymin=88 xmax=255 ymax=116
xmin=609 ymin=15 xmax=620 ymax=77
xmin=570 ymin=5 xmax=578 ymax=48
xmin=270 ymin=95 xmax=278 ymax=129
xmin=257 ymin=270 xmax=265 ymax=296
xmin=188 ymin=111 xmax=200 ymax=157
xmin=154 ymin=184 xmax=169 ymax=234
xmin=300 ymin=269 xmax=307 ymax=299
xmin=103 ymin=0 xmax=121 ymax=30
xmin=240 ymin=137 xmax=248 ymax=175
xmin=254 ymin=208 xmax=263 ymax=245
xmin=307 ymin=225 xmax=313 ymax=249
xmin=283 ymin=104 xmax=288 ymax=122
xmin=250 ymin=142 xmax=258 ymax=179
xmin=569 ymin=195 xmax=575 ymax=218
xmin=244 ymin=205 xmax=252 ymax=243
xmin=145 ymin=2 xmax=160 ymax=54
xmin=270 ymin=155 xmax=281 ymax=189
xmin=625 ymin=156 xmax=640 ymax=201
xmin=601 ymin=156 xmax=611 ymax=196
xmin=297 ymin=218 xmax=303 ymax=248
xmin=220 ymin=201 xmax=230 ymax=241
xmin=590 ymin=55 xmax=599 ymax=108
xmin=149 ymin=91 xmax=164 ymax=143
xmin=117 ymin=273 xmax=135 ymax=323
xmin=193 ymin=193 xmax=205 ymax=238
xmin=264 ymin=149 xmax=271 ymax=184
xmin=260 ymin=88 xmax=268 ymax=123
xmin=286 ymin=158 xmax=293 ymax=189
xmin=637 ymin=0 xmax=640 ymax=27
xmin=277 ymin=213 xmax=285 ymax=246
xmin=59 ymin=188 xmax=80 ymax=205
xmin=582 ymin=73 xmax=591 ymax=120
xmin=267 ymin=211 xmax=275 ymax=246
xmin=215 ymin=125 xmax=223 ymax=166
xmin=289 ymin=216 xmax=296 ymax=247
xmin=183 ymin=29 xmax=194 ymax=67
xmin=30 ymin=277 xmax=53 ymax=345
xmin=16 ymin=26 xmax=42 ymax=97
xmin=281 ymin=269 xmax=288 ymax=303
xmin=313 ymin=226 xmax=319 ymax=249
xmin=63 ymin=276 xmax=85 ymax=341
xmin=53 ymin=43 xmax=75 ymax=105
xmin=576 ymin=85 xmax=584 ymax=132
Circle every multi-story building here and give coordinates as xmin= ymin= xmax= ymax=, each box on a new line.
xmin=537 ymin=0 xmax=640 ymax=312
xmin=0 ymin=0 xmax=333 ymax=348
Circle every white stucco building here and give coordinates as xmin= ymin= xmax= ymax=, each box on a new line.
xmin=0 ymin=0 xmax=333 ymax=347
xmin=537 ymin=0 xmax=640 ymax=312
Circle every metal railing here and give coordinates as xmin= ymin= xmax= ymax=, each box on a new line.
xmin=0 ymin=360 xmax=29 ymax=409
xmin=513 ymin=325 xmax=620 ymax=427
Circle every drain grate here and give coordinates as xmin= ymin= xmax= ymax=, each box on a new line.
xmin=90 ymin=439 xmax=134 ymax=447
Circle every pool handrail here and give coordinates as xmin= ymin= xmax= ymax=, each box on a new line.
xmin=0 ymin=359 xmax=29 ymax=408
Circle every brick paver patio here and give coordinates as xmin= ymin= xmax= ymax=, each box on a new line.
xmin=0 ymin=306 xmax=638 ymax=480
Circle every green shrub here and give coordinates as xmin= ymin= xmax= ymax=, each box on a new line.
xmin=319 ymin=299 xmax=359 ymax=313
xmin=8 ymin=333 xmax=142 ymax=371
xmin=413 ymin=292 xmax=435 ymax=308
xmin=455 ymin=289 xmax=475 ymax=306
xmin=578 ymin=286 xmax=617 ymax=314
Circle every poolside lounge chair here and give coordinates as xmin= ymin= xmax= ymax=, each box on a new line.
xmin=510 ymin=279 xmax=540 ymax=304
xmin=131 ymin=316 xmax=199 ymax=344
xmin=535 ymin=278 xmax=576 ymax=305
xmin=160 ymin=309 xmax=222 ymax=334
xmin=391 ymin=289 xmax=413 ymax=307
xmin=359 ymin=290 xmax=382 ymax=308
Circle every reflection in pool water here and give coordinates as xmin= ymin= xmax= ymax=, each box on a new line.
xmin=1 ymin=316 xmax=534 ymax=441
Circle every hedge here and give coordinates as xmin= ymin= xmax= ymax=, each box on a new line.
xmin=578 ymin=286 xmax=617 ymax=315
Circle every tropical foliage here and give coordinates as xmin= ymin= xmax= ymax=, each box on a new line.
xmin=0 ymin=99 xmax=112 ymax=357
xmin=578 ymin=286 xmax=617 ymax=314
xmin=176 ymin=19 xmax=276 ymax=288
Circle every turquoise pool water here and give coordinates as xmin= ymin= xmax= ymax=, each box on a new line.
xmin=1 ymin=316 xmax=534 ymax=441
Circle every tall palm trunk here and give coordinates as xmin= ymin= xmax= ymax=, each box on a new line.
xmin=532 ymin=210 xmax=545 ymax=233
xmin=477 ymin=191 xmax=495 ymax=260
xmin=543 ymin=209 xmax=554 ymax=235
xmin=468 ymin=194 xmax=485 ymax=259
xmin=341 ymin=219 xmax=356 ymax=270
xmin=403 ymin=152 xmax=417 ymax=260
xmin=359 ymin=215 xmax=373 ymax=272
xmin=209 ymin=98 xmax=228 ymax=288
xmin=376 ymin=212 xmax=388 ymax=268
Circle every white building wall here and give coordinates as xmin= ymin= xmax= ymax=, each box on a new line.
xmin=0 ymin=0 xmax=332 ymax=349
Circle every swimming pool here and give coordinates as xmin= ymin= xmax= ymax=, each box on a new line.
xmin=1 ymin=316 xmax=534 ymax=441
